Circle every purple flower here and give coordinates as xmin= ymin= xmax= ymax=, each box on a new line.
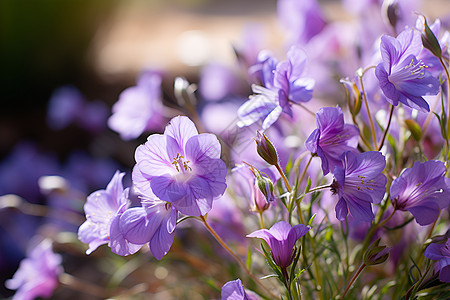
xmin=238 ymin=46 xmax=314 ymax=130
xmin=332 ymin=151 xmax=387 ymax=222
xmin=247 ymin=221 xmax=310 ymax=268
xmin=375 ymin=28 xmax=440 ymax=112
xmin=78 ymin=171 xmax=142 ymax=255
xmin=108 ymin=71 xmax=164 ymax=140
xmin=221 ymin=279 xmax=260 ymax=300
xmin=133 ymin=116 xmax=227 ymax=216
xmin=424 ymin=238 xmax=450 ymax=283
xmin=6 ymin=239 xmax=63 ymax=300
xmin=305 ymin=106 xmax=359 ymax=175
xmin=390 ymin=160 xmax=450 ymax=226
xmin=47 ymin=85 xmax=85 ymax=130
xmin=277 ymin=0 xmax=326 ymax=45
xmin=114 ymin=194 xmax=177 ymax=260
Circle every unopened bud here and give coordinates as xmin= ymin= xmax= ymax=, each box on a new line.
xmin=340 ymin=78 xmax=362 ymax=117
xmin=419 ymin=15 xmax=442 ymax=58
xmin=364 ymin=238 xmax=391 ymax=266
xmin=255 ymin=131 xmax=279 ymax=166
xmin=249 ymin=166 xmax=275 ymax=213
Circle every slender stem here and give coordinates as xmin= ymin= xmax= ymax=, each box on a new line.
xmin=405 ymin=263 xmax=431 ymax=300
xmin=258 ymin=212 xmax=265 ymax=229
xmin=377 ymin=105 xmax=395 ymax=151
xmin=276 ymin=163 xmax=292 ymax=193
xmin=359 ymin=68 xmax=378 ymax=149
xmin=291 ymin=102 xmax=316 ymax=117
xmin=306 ymin=184 xmax=332 ymax=194
xmin=59 ymin=273 xmax=110 ymax=298
xmin=341 ymin=263 xmax=366 ymax=299
xmin=200 ymin=215 xmax=278 ymax=299
xmin=297 ymin=155 xmax=313 ymax=189
xmin=360 ymin=208 xmax=396 ymax=257
xmin=295 ymin=155 xmax=313 ymax=225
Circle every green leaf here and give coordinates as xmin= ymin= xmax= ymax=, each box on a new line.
xmin=308 ymin=213 xmax=317 ymax=226
xmin=246 ymin=245 xmax=252 ymax=270
xmin=261 ymin=243 xmax=284 ymax=282
xmin=305 ymin=176 xmax=312 ymax=194
xmin=405 ymin=119 xmax=422 ymax=141
xmin=289 ymin=246 xmax=302 ymax=283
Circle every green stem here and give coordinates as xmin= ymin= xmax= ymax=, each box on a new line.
xmin=358 ymin=67 xmax=378 ymax=149
xmin=341 ymin=263 xmax=366 ymax=299
xmin=276 ymin=163 xmax=292 ymax=193
xmin=200 ymin=216 xmax=278 ymax=299
xmin=306 ymin=184 xmax=331 ymax=194
xmin=377 ymin=105 xmax=395 ymax=151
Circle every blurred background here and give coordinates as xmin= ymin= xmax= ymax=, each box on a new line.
xmin=1 ymin=0 xmax=449 ymax=298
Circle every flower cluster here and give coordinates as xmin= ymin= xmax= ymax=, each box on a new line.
xmin=4 ymin=1 xmax=450 ymax=299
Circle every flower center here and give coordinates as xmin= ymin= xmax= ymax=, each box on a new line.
xmin=172 ymin=153 xmax=191 ymax=173
xmin=389 ymin=58 xmax=428 ymax=86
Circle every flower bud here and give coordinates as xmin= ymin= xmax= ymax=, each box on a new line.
xmin=363 ymin=238 xmax=391 ymax=266
xmin=255 ymin=131 xmax=279 ymax=166
xmin=340 ymin=78 xmax=362 ymax=117
xmin=419 ymin=15 xmax=442 ymax=58
xmin=249 ymin=166 xmax=275 ymax=213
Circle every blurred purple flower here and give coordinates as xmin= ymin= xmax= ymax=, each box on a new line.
xmin=391 ymin=160 xmax=450 ymax=226
xmin=277 ymin=0 xmax=326 ymax=45
xmin=6 ymin=239 xmax=62 ymax=300
xmin=424 ymin=238 xmax=450 ymax=283
xmin=78 ymin=171 xmax=142 ymax=255
xmin=78 ymin=100 xmax=109 ymax=133
xmin=221 ymin=278 xmax=260 ymax=300
xmin=247 ymin=221 xmax=310 ymax=268
xmin=238 ymin=46 xmax=314 ymax=130
xmin=199 ymin=63 xmax=238 ymax=102
xmin=331 ymin=151 xmax=387 ymax=222
xmin=133 ymin=116 xmax=227 ymax=216
xmin=305 ymin=106 xmax=359 ymax=175
xmin=115 ymin=194 xmax=177 ymax=260
xmin=47 ymin=85 xmax=85 ymax=130
xmin=375 ymin=28 xmax=440 ymax=112
xmin=108 ymin=71 xmax=164 ymax=140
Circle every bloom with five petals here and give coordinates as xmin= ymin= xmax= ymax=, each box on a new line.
xmin=133 ymin=116 xmax=227 ymax=216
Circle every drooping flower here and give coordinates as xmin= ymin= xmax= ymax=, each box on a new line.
xmin=305 ymin=106 xmax=359 ymax=175
xmin=108 ymin=71 xmax=164 ymax=140
xmin=221 ymin=278 xmax=260 ymax=300
xmin=424 ymin=238 xmax=450 ymax=283
xmin=237 ymin=46 xmax=314 ymax=130
xmin=78 ymin=171 xmax=142 ymax=256
xmin=390 ymin=160 xmax=450 ymax=226
xmin=375 ymin=28 xmax=440 ymax=112
xmin=133 ymin=116 xmax=227 ymax=216
xmin=247 ymin=221 xmax=310 ymax=268
xmin=331 ymin=151 xmax=387 ymax=222
xmin=6 ymin=239 xmax=63 ymax=300
xmin=114 ymin=193 xmax=177 ymax=260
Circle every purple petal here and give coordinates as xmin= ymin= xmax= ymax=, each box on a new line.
xmin=164 ymin=116 xmax=199 ymax=150
xmin=119 ymin=207 xmax=157 ymax=244
xmin=149 ymin=223 xmax=175 ymax=260
xmin=345 ymin=196 xmax=375 ymax=222
xmin=109 ymin=214 xmax=143 ymax=256
xmin=335 ymin=197 xmax=348 ymax=221
xmin=408 ymin=202 xmax=440 ymax=225
xmin=185 ymin=134 xmax=222 ymax=162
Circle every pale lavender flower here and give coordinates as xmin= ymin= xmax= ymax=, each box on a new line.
xmin=390 ymin=160 xmax=450 ymax=226
xmin=221 ymin=279 xmax=260 ymax=300
xmin=6 ymin=239 xmax=62 ymax=300
xmin=375 ymin=28 xmax=440 ymax=112
xmin=424 ymin=238 xmax=450 ymax=283
xmin=247 ymin=221 xmax=310 ymax=268
xmin=114 ymin=194 xmax=177 ymax=260
xmin=277 ymin=0 xmax=326 ymax=45
xmin=238 ymin=46 xmax=314 ymax=130
xmin=133 ymin=116 xmax=227 ymax=216
xmin=108 ymin=71 xmax=164 ymax=140
xmin=305 ymin=106 xmax=359 ymax=175
xmin=331 ymin=151 xmax=387 ymax=222
xmin=78 ymin=171 xmax=142 ymax=256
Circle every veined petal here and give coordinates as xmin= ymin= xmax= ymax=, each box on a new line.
xmin=164 ymin=116 xmax=199 ymax=150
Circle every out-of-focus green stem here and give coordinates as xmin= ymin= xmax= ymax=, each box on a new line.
xmin=378 ymin=105 xmax=394 ymax=151
xmin=341 ymin=263 xmax=366 ymax=299
xmin=200 ymin=215 xmax=278 ymax=299
xmin=358 ymin=66 xmax=378 ymax=149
